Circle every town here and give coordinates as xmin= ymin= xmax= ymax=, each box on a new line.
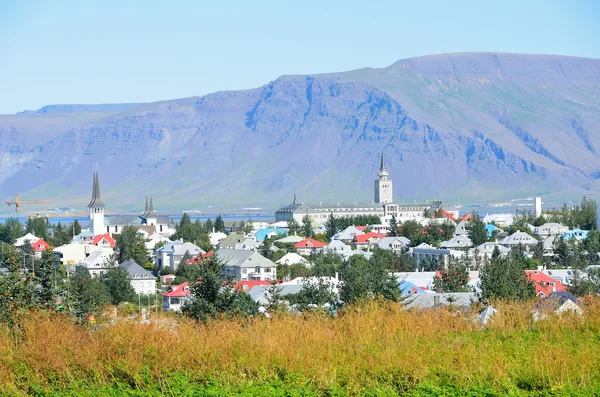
xmin=1 ymin=153 xmax=598 ymax=322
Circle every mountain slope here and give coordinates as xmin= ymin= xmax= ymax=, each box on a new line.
xmin=1 ymin=53 xmax=599 ymax=213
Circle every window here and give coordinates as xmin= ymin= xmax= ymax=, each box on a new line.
xmin=255 ymin=266 xmax=261 ymax=273
xmin=265 ymin=268 xmax=271 ymax=273
xmin=242 ymin=268 xmax=247 ymax=274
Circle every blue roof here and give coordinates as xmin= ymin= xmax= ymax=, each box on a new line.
xmin=399 ymin=280 xmax=426 ymax=294
xmin=563 ymin=229 xmax=589 ymax=240
xmin=484 ymin=224 xmax=500 ymax=237
xmin=255 ymin=228 xmax=287 ymax=242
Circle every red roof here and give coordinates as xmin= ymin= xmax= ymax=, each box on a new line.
xmin=525 ymin=270 xmax=567 ymax=296
xmin=234 ymin=280 xmax=274 ymax=291
xmin=186 ymin=250 xmax=214 ymax=264
xmin=163 ymin=282 xmax=191 ymax=297
xmin=91 ymin=234 xmax=117 ymax=247
xmin=355 ymin=226 xmax=368 ymax=231
xmin=437 ymin=210 xmax=457 ymax=221
xmin=458 ymin=213 xmax=473 ymax=222
xmin=294 ymin=238 xmax=327 ymax=248
xmin=31 ymin=238 xmax=52 ymax=252
xmin=354 ymin=232 xmax=386 ymax=243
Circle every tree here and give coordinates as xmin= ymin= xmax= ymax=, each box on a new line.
xmin=388 ymin=215 xmax=399 ymax=237
xmin=34 ymin=250 xmax=66 ymax=309
xmin=287 ymin=218 xmax=300 ymax=235
xmin=70 ymin=270 xmax=111 ymax=317
xmin=73 ymin=219 xmax=82 ymax=236
xmin=301 ymin=215 xmax=314 ymax=238
xmin=102 ymin=266 xmax=137 ymax=305
xmin=339 ymin=255 xmax=400 ymax=304
xmin=325 ymin=213 xmax=338 ymax=240
xmin=479 ymin=251 xmax=535 ymax=302
xmin=433 ymin=255 xmax=471 ymax=293
xmin=440 ymin=221 xmax=455 ymax=241
xmin=399 ymin=220 xmax=420 ymax=245
xmin=26 ymin=217 xmax=48 ymax=240
xmin=182 ymin=256 xmax=258 ymax=321
xmin=0 ymin=249 xmax=36 ymax=332
xmin=286 ymin=278 xmax=337 ymax=311
xmin=214 ymin=215 xmax=225 ymax=233
xmin=0 ymin=218 xmax=24 ymax=244
xmin=116 ymin=226 xmax=148 ymax=266
xmin=467 ymin=214 xmax=488 ymax=246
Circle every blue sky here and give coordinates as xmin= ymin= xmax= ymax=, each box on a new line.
xmin=1 ymin=0 xmax=598 ymax=114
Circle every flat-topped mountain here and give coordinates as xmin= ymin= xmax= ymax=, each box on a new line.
xmin=1 ymin=53 xmax=599 ymax=212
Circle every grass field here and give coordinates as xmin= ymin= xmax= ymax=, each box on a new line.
xmin=0 ymin=300 xmax=599 ymax=396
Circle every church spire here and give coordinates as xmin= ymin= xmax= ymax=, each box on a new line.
xmin=293 ymin=190 xmax=297 ymax=205
xmin=143 ymin=196 xmax=149 ymax=217
xmin=87 ymin=171 xmax=105 ymax=208
xmin=379 ymin=151 xmax=387 ymax=172
xmin=147 ymin=197 xmax=155 ymax=217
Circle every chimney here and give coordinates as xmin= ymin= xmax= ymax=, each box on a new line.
xmin=433 ymin=295 xmax=440 ymax=306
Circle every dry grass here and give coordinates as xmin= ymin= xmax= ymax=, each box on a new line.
xmin=1 ymin=299 xmax=599 ymax=394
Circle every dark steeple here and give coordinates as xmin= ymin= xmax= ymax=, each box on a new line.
xmin=379 ymin=151 xmax=387 ymax=172
xmin=293 ymin=190 xmax=297 ymax=205
xmin=87 ymin=171 xmax=105 ymax=208
xmin=143 ymin=196 xmax=149 ymax=217
xmin=147 ymin=197 xmax=155 ymax=217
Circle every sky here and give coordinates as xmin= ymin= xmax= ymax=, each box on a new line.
xmin=1 ymin=0 xmax=599 ymax=114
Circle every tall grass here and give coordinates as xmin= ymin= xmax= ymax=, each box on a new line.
xmin=1 ymin=299 xmax=599 ymax=395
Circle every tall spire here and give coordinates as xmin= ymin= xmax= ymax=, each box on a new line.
xmin=379 ymin=151 xmax=387 ymax=172
xmin=147 ymin=197 xmax=155 ymax=217
xmin=143 ymin=196 xmax=149 ymax=217
xmin=293 ymin=190 xmax=297 ymax=205
xmin=87 ymin=171 xmax=105 ymax=208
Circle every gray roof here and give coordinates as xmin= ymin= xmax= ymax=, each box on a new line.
xmin=376 ymin=236 xmax=411 ymax=250
xmin=216 ymin=249 xmax=275 ymax=269
xmin=440 ymin=235 xmax=473 ymax=248
xmin=403 ymin=293 xmax=477 ymax=309
xmin=120 ymin=260 xmax=155 ymax=280
xmin=218 ymin=233 xmax=246 ymax=249
xmin=499 ymin=231 xmax=538 ymax=246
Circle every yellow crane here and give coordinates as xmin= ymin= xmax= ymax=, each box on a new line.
xmin=5 ymin=194 xmax=51 ymax=212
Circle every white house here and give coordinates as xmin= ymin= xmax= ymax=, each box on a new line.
xmin=235 ymin=238 xmax=260 ymax=251
xmin=76 ymin=251 xmax=113 ymax=278
xmin=217 ymin=249 xmax=276 ymax=281
xmin=162 ymin=282 xmax=191 ymax=312
xmin=440 ymin=235 xmax=473 ymax=249
xmin=120 ymin=260 xmax=156 ymax=295
xmin=14 ymin=233 xmax=39 ymax=247
xmin=209 ymin=231 xmax=228 ymax=246
xmin=499 ymin=231 xmax=538 ymax=248
xmin=276 ymin=253 xmax=309 ymax=266
xmin=409 ymin=243 xmax=450 ymax=266
xmin=483 ymin=213 xmax=514 ymax=227
xmin=54 ymin=243 xmax=114 ymax=274
xmin=530 ymin=223 xmax=568 ymax=237
xmin=375 ymin=236 xmax=411 ymax=252
xmin=332 ymin=226 xmax=365 ymax=242
xmin=155 ymin=240 xmax=205 ymax=272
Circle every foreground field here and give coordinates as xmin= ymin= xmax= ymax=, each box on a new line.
xmin=0 ymin=300 xmax=599 ymax=396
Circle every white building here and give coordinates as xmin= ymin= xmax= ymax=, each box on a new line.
xmin=155 ymin=240 xmax=205 ymax=272
xmin=374 ymin=152 xmax=393 ymax=204
xmin=375 ymin=236 xmax=411 ymax=252
xmin=217 ymin=249 xmax=276 ymax=281
xmin=54 ymin=243 xmax=114 ymax=274
xmin=76 ymin=251 xmax=113 ymax=278
xmin=162 ymin=282 xmax=191 ymax=312
xmin=120 ymin=260 xmax=156 ymax=295
xmin=409 ymin=243 xmax=450 ymax=265
xmin=499 ymin=231 xmax=538 ymax=248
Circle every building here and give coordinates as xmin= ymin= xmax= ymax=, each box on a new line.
xmin=274 ymin=153 xmax=441 ymax=225
xmin=155 ymin=240 xmax=205 ymax=272
xmin=409 ymin=243 xmax=450 ymax=266
xmin=216 ymin=249 xmax=276 ymax=281
xmin=440 ymin=235 xmax=473 ymax=249
xmin=86 ymin=171 xmax=173 ymax=237
xmin=90 ymin=234 xmax=117 ymax=248
xmin=120 ymin=260 xmax=156 ymax=295
xmin=162 ymin=282 xmax=191 ymax=312
xmin=76 ymin=251 xmax=113 ymax=278
xmin=534 ymin=197 xmax=542 ymax=217
xmin=375 ymin=236 xmax=411 ymax=252
xmin=295 ymin=238 xmax=327 ymax=255
xmin=498 ymin=231 xmax=538 ymax=248
xmin=54 ymin=243 xmax=114 ymax=273
xmin=563 ymin=229 xmax=589 ymax=241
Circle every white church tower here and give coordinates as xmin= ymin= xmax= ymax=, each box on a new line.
xmin=87 ymin=171 xmax=106 ymax=236
xmin=374 ymin=152 xmax=393 ymax=204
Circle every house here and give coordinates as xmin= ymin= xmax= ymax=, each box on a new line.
xmin=234 ymin=280 xmax=273 ymax=292
xmin=454 ymin=221 xmax=470 ymax=236
xmin=458 ymin=213 xmax=473 ymax=222
xmin=332 ymin=226 xmax=365 ymax=242
xmin=235 ymin=238 xmax=260 ymax=251
xmin=352 ymin=232 xmax=386 ymax=250
xmin=14 ymin=233 xmax=39 ymax=247
xmin=277 ymin=235 xmax=305 ymax=244
xmin=294 ymin=238 xmax=327 ymax=255
xmin=403 ymin=293 xmax=477 ymax=309
xmin=143 ymin=231 xmax=171 ymax=253
xmin=160 ymin=274 xmax=176 ymax=284
xmin=54 ymin=243 xmax=114 ymax=274
xmin=525 ymin=270 xmax=567 ymax=296
xmin=71 ymin=230 xmax=95 ymax=244
xmin=120 ymin=260 xmax=156 ymax=295
xmin=255 ymin=228 xmax=287 ymax=242
xmin=216 ymin=249 xmax=277 ymax=281
xmin=186 ymin=251 xmax=214 ymax=264
xmin=563 ymin=229 xmax=589 ymax=241
xmin=408 ymin=243 xmax=450 ymax=266
xmin=275 ymin=253 xmax=309 ymax=266
xmin=483 ymin=213 xmax=514 ymax=227
xmin=399 ymin=280 xmax=428 ymax=294
xmin=375 ymin=236 xmax=411 ymax=252
xmin=498 ymin=231 xmax=538 ymax=248
xmin=530 ymin=223 xmax=568 ymax=237
xmin=162 ymin=282 xmax=191 ymax=312
xmin=76 ymin=251 xmax=113 ymax=278
xmin=208 ymin=231 xmax=228 ymax=246
xmin=217 ymin=233 xmax=246 ymax=249
xmin=469 ymin=241 xmax=510 ymax=265
xmin=439 ymin=235 xmax=472 ymax=249
xmin=90 ymin=234 xmax=116 ymax=248
xmin=533 ymin=292 xmax=582 ymax=320
xmin=368 ymin=224 xmax=390 ymax=235
xmin=324 ymin=240 xmax=353 ymax=255
xmin=155 ymin=241 xmax=205 ymax=272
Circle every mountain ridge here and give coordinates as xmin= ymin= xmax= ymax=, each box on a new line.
xmin=1 ymin=52 xmax=599 ymax=213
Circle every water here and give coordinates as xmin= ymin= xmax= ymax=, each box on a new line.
xmin=0 ymin=214 xmax=274 ymax=226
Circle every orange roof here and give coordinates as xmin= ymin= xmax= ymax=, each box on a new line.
xmin=458 ymin=213 xmax=473 ymax=222
xmin=355 ymin=226 xmax=368 ymax=231
xmin=186 ymin=251 xmax=214 ymax=264
xmin=354 ymin=232 xmax=385 ymax=243
xmin=163 ymin=282 xmax=191 ymax=297
xmin=525 ymin=270 xmax=567 ymax=296
xmin=294 ymin=238 xmax=327 ymax=248
xmin=31 ymin=238 xmax=52 ymax=252
xmin=438 ymin=210 xmax=457 ymax=221
xmin=234 ymin=280 xmax=274 ymax=291
xmin=91 ymin=234 xmax=117 ymax=247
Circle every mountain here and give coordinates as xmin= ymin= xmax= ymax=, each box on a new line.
xmin=1 ymin=53 xmax=599 ymax=213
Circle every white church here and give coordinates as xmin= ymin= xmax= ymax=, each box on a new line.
xmin=86 ymin=171 xmax=174 ymax=238
xmin=275 ymin=153 xmax=442 ymax=224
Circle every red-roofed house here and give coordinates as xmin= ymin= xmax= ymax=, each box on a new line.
xmin=162 ymin=282 xmax=191 ymax=312
xmin=295 ymin=238 xmax=327 ymax=255
xmin=525 ymin=270 xmax=567 ymax=297
xmin=458 ymin=213 xmax=473 ymax=222
xmin=434 ymin=210 xmax=457 ymax=222
xmin=234 ymin=280 xmax=274 ymax=292
xmin=31 ymin=238 xmax=52 ymax=257
xmin=91 ymin=234 xmax=117 ymax=248
xmin=355 ymin=226 xmax=368 ymax=232
xmin=186 ymin=250 xmax=215 ymax=264
xmin=352 ymin=232 xmax=386 ymax=249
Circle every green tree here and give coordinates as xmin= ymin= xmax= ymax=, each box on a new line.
xmin=399 ymin=220 xmax=420 ymax=245
xmin=70 ymin=270 xmax=111 ymax=317
xmin=182 ymin=256 xmax=258 ymax=321
xmin=0 ymin=250 xmax=36 ymax=332
xmin=214 ymin=215 xmax=226 ymax=233
xmin=102 ymin=266 xmax=137 ymax=305
xmin=0 ymin=218 xmax=25 ymax=244
xmin=73 ymin=219 xmax=82 ymax=236
xmin=34 ymin=250 xmax=66 ymax=309
xmin=116 ymin=226 xmax=148 ymax=266
xmin=287 ymin=218 xmax=300 ymax=235
xmin=388 ymin=215 xmax=399 ymax=237
xmin=433 ymin=255 xmax=471 ymax=292
xmin=301 ymin=215 xmax=314 ymax=238
xmin=286 ymin=278 xmax=337 ymax=311
xmin=325 ymin=213 xmax=338 ymax=240
xmin=339 ymin=255 xmax=400 ymax=304
xmin=467 ymin=214 xmax=488 ymax=246
xmin=479 ymin=250 xmax=535 ymax=302
xmin=26 ymin=217 xmax=48 ymax=240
